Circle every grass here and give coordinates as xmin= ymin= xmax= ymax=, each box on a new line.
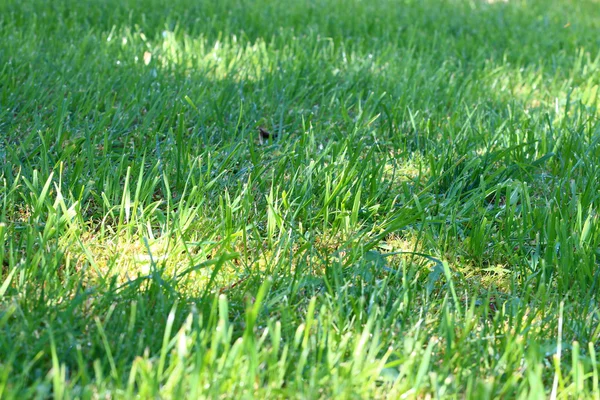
xmin=1 ymin=0 xmax=599 ymax=397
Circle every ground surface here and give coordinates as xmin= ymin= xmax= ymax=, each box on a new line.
xmin=1 ymin=0 xmax=600 ymax=398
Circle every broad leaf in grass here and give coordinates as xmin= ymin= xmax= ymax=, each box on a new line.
xmin=425 ymin=258 xmax=445 ymax=296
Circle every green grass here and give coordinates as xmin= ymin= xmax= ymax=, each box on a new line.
xmin=1 ymin=0 xmax=600 ymax=397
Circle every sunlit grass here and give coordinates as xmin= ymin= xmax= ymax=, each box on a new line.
xmin=1 ymin=0 xmax=600 ymax=397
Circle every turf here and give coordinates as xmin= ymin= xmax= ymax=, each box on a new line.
xmin=1 ymin=0 xmax=600 ymax=398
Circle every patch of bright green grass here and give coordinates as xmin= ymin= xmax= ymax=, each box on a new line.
xmin=1 ymin=0 xmax=600 ymax=397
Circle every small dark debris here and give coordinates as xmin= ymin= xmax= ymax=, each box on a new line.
xmin=258 ymin=127 xmax=276 ymax=140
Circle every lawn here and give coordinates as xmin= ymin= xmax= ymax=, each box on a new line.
xmin=1 ymin=0 xmax=600 ymax=398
